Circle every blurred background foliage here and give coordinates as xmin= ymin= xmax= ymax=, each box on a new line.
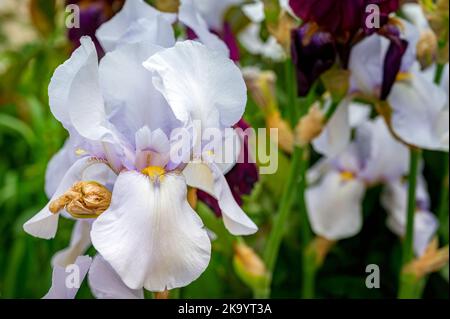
xmin=0 ymin=0 xmax=448 ymax=299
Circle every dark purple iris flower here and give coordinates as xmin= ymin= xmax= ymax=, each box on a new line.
xmin=221 ymin=22 xmax=240 ymax=62
xmin=197 ymin=120 xmax=259 ymax=216
xmin=291 ymin=23 xmax=337 ymax=97
xmin=186 ymin=23 xmax=240 ymax=62
xmin=66 ymin=0 xmax=123 ymax=56
xmin=289 ymin=0 xmax=399 ymax=37
xmin=380 ymin=25 xmax=408 ymax=100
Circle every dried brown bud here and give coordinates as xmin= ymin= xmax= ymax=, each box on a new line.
xmin=295 ymin=103 xmax=325 ymax=146
xmin=321 ymin=69 xmax=350 ymax=101
xmin=417 ymin=29 xmax=438 ymax=68
xmin=154 ymin=0 xmax=180 ymax=13
xmin=49 ymin=181 xmax=111 ymax=218
xmin=267 ymin=11 xmax=298 ymax=52
xmin=308 ymin=236 xmax=336 ymax=267
xmin=243 ymin=68 xmax=278 ymax=114
xmin=423 ymin=0 xmax=449 ymax=63
xmin=233 ymin=241 xmax=267 ymax=279
xmin=267 ymin=111 xmax=294 ymax=154
xmin=154 ymin=289 xmax=170 ymax=299
xmin=187 ymin=187 xmax=198 ymax=210
xmin=403 ymin=238 xmax=449 ymax=279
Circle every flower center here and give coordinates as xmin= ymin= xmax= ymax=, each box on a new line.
xmin=142 ymin=166 xmax=166 ymax=182
xmin=340 ymin=171 xmax=355 ymax=182
xmin=396 ymin=72 xmax=412 ymax=82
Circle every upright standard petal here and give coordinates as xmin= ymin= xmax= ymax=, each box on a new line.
xmin=88 ymin=255 xmax=144 ymax=299
xmin=179 ymin=0 xmax=230 ymax=57
xmin=91 ymin=171 xmax=211 ymax=291
xmin=66 ymin=37 xmax=122 ymax=145
xmin=348 ymin=34 xmax=385 ymax=98
xmin=96 ymin=0 xmax=176 ymax=52
xmin=306 ymin=171 xmax=365 ymax=241
xmin=99 ymin=40 xmax=179 ymax=139
xmin=48 ymin=37 xmax=98 ymax=129
xmin=117 ymin=17 xmax=176 ymax=49
xmin=188 ymin=0 xmax=243 ymax=31
xmin=143 ymin=40 xmax=246 ymax=129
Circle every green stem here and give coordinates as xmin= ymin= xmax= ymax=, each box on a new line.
xmin=398 ymin=148 xmax=421 ymax=298
xmin=302 ymin=248 xmax=317 ymax=299
xmin=261 ymin=146 xmax=302 ymax=298
xmin=438 ymin=153 xmax=449 ymax=244
xmin=297 ymin=147 xmax=315 ymax=298
xmin=284 ymin=59 xmax=298 ymax=127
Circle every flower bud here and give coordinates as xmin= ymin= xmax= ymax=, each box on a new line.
xmin=307 ymin=236 xmax=336 ymax=267
xmin=49 ymin=181 xmax=111 ymax=218
xmin=267 ymin=111 xmax=294 ymax=154
xmin=243 ymin=68 xmax=278 ymax=115
xmin=403 ymin=238 xmax=449 ymax=279
xmin=233 ymin=241 xmax=269 ymax=291
xmin=321 ymin=69 xmax=350 ymax=102
xmin=187 ymin=187 xmax=198 ymax=210
xmin=424 ymin=0 xmax=449 ymax=63
xmin=417 ymin=29 xmax=438 ymax=69
xmin=267 ymin=10 xmax=298 ymax=52
xmin=154 ymin=289 xmax=170 ymax=299
xmin=295 ymin=103 xmax=325 ymax=147
xmin=154 ymin=0 xmax=180 ymax=13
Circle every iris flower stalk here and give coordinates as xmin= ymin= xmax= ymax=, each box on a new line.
xmin=398 ymin=148 xmax=421 ymax=298
xmin=260 ymin=58 xmax=342 ymax=298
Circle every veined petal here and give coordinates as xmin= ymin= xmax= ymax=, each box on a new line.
xmin=24 ymin=157 xmax=113 ymax=239
xmin=96 ymin=0 xmax=176 ymax=52
xmin=389 ymin=70 xmax=449 ymax=151
xmin=306 ymin=171 xmax=365 ymax=240
xmin=143 ymin=40 xmax=246 ymax=129
xmin=91 ymin=171 xmax=211 ymax=291
xmin=88 ymin=255 xmax=144 ymax=299
xmin=99 ymin=40 xmax=179 ymax=139
xmin=184 ymin=161 xmax=258 ymax=235
xmin=43 ymin=255 xmax=92 ymax=299
xmin=179 ymin=0 xmax=230 ymax=57
xmin=134 ymin=127 xmax=171 ymax=170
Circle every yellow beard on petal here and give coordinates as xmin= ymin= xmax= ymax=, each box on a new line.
xmin=396 ymin=72 xmax=412 ymax=82
xmin=142 ymin=166 xmax=166 ymax=182
xmin=340 ymin=171 xmax=356 ymax=182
